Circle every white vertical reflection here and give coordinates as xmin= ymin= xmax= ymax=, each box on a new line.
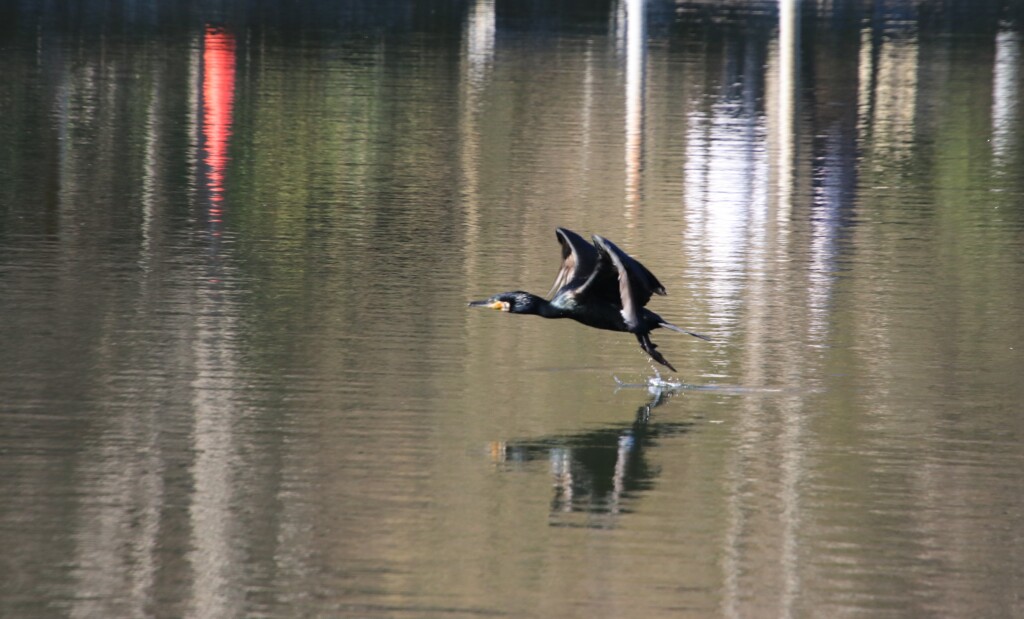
xmin=859 ymin=23 xmax=918 ymax=156
xmin=581 ymin=41 xmax=596 ymax=175
xmin=610 ymin=433 xmax=631 ymax=516
xmin=188 ymin=308 xmax=242 ymax=618
xmin=992 ymin=28 xmax=1020 ymax=165
xmin=460 ymin=0 xmax=495 ymax=289
xmin=775 ymin=6 xmax=802 ymax=617
xmin=719 ymin=2 xmax=804 ymax=615
xmin=683 ymin=106 xmax=769 ymax=331
xmin=550 ymin=448 xmax=574 ymax=512
xmin=689 ymin=62 xmax=769 ymax=618
xmin=623 ymin=0 xmax=646 ymax=212
xmin=776 ymin=0 xmax=799 ymax=225
xmin=856 ymin=26 xmax=873 ymax=135
xmin=187 ymin=31 xmax=242 ymax=618
xmin=141 ymin=74 xmax=160 ymax=269
xmin=186 ymin=34 xmax=201 ymax=199
xmin=54 ymin=48 xmax=164 ymax=619
xmin=465 ymin=0 xmax=496 ymax=89
xmin=69 ymin=411 xmax=164 ymax=619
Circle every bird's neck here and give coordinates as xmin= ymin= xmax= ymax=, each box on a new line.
xmin=525 ymin=294 xmax=564 ymax=319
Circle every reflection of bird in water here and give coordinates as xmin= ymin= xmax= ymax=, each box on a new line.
xmin=468 ymin=227 xmax=709 ymax=371
xmin=489 ymin=381 xmax=691 ymax=527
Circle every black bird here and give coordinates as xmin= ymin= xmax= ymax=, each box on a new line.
xmin=468 ymin=227 xmax=709 ymax=371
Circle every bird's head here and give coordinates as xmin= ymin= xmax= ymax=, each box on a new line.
xmin=467 ymin=291 xmax=543 ymax=314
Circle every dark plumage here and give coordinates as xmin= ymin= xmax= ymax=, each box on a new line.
xmin=468 ymin=227 xmax=709 ymax=371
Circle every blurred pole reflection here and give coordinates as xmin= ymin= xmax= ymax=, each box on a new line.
xmin=682 ymin=55 xmax=768 ymax=336
xmin=777 ymin=4 xmax=804 ymax=615
xmin=857 ymin=18 xmax=918 ymax=157
xmin=721 ymin=1 xmax=804 ymax=616
xmin=581 ymin=41 xmax=596 ymax=180
xmin=853 ymin=11 xmax=919 ymax=387
xmin=188 ymin=25 xmax=243 ymax=619
xmin=140 ymin=71 xmax=162 ymax=271
xmin=622 ymin=0 xmax=646 ymax=214
xmin=465 ymin=0 xmax=495 ymax=88
xmin=201 ymin=26 xmax=236 ymax=236
xmin=992 ymin=28 xmax=1020 ymax=167
xmin=460 ymin=0 xmax=495 ymax=297
xmin=776 ymin=0 xmax=799 ymax=225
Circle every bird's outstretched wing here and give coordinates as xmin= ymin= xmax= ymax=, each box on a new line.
xmin=577 ymin=235 xmax=666 ymax=329
xmin=547 ymin=227 xmax=599 ymax=298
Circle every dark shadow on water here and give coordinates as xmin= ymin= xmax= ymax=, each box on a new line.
xmin=489 ymin=381 xmax=693 ymax=529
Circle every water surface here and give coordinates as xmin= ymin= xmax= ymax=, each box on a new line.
xmin=2 ymin=1 xmax=1023 ymax=617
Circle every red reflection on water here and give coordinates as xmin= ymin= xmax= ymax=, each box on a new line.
xmin=202 ymin=26 xmax=236 ymax=225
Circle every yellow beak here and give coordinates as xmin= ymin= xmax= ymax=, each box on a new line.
xmin=468 ymin=299 xmax=509 ymax=311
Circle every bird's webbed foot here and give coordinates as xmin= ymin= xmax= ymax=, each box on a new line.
xmin=636 ymin=333 xmax=677 ymax=372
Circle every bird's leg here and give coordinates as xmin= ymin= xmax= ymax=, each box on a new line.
xmin=636 ymin=333 xmax=677 ymax=372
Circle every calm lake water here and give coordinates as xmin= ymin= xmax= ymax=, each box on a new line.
xmin=2 ymin=1 xmax=1024 ymax=617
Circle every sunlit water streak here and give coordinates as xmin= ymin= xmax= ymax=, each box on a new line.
xmin=992 ymin=27 xmax=1020 ymax=165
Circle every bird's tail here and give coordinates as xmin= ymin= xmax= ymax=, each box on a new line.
xmin=659 ymin=322 xmax=712 ymax=342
